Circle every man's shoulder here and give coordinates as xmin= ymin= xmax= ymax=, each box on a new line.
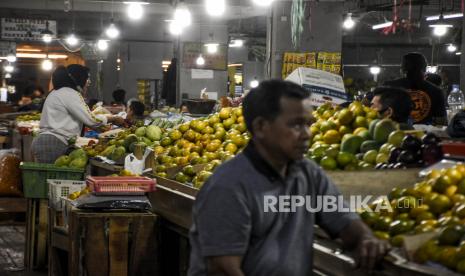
xmin=384 ymin=78 xmax=407 ymax=87
xmin=204 ymin=153 xmax=252 ymax=185
xmin=421 ymin=80 xmax=442 ymax=93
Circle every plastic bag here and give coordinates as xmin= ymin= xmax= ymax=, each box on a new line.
xmin=73 ymin=194 xmax=152 ymax=211
xmin=448 ymin=111 xmax=465 ymax=138
xmin=0 ymin=150 xmax=22 ymax=197
xmin=124 ymin=148 xmax=152 ymax=175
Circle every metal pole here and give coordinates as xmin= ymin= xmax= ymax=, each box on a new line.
xmin=461 ymin=14 xmax=465 ymax=90
xmin=175 ymin=36 xmax=181 ymax=107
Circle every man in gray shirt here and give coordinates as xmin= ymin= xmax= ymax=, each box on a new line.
xmin=189 ymin=80 xmax=390 ymax=276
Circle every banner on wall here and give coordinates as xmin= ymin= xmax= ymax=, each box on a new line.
xmin=182 ymin=42 xmax=227 ymax=71
xmin=286 ymin=67 xmax=348 ymax=107
xmin=1 ymin=18 xmax=57 ymax=41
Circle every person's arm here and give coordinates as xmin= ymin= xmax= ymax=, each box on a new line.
xmin=207 ymin=256 xmax=244 ymax=276
xmin=64 ymin=92 xmax=107 ymax=127
xmin=311 ymin=164 xmax=390 ymax=271
xmin=339 ymin=219 xmax=391 ymax=270
xmin=193 ymin=174 xmax=251 ymax=276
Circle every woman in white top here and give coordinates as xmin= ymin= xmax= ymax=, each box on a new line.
xmin=31 ymin=64 xmax=122 ymax=163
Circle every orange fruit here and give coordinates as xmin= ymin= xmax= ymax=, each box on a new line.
xmin=219 ymin=107 xmax=232 ymax=120
xmin=323 ymin=130 xmax=341 ymax=144
xmin=337 ymin=109 xmax=354 ymax=125
xmin=447 ymin=168 xmax=463 ymax=185
xmin=433 ymin=175 xmax=453 ymax=193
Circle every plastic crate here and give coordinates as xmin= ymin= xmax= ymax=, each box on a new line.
xmin=48 ymin=179 xmax=86 ymax=210
xmin=20 ymin=162 xmax=85 ymax=199
xmin=87 ymin=176 xmax=156 ymax=195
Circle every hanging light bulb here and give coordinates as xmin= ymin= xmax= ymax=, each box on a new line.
xmin=448 ymin=44 xmax=457 ymax=52
xmin=66 ymin=33 xmax=79 ymax=46
xmin=206 ymin=0 xmax=225 ymax=17
xmin=42 ymin=33 xmax=53 ymax=43
xmin=205 ymin=43 xmax=219 ymax=54
xmin=5 ymin=73 xmax=11 ymax=79
xmin=196 ymin=55 xmax=205 ymax=66
xmin=169 ymin=21 xmax=183 ymax=35
xmin=105 ymin=21 xmax=120 ymax=39
xmin=41 ymin=21 xmax=54 ymax=43
xmin=126 ymin=2 xmax=144 ymax=20
xmin=369 ymin=65 xmax=381 ymax=75
xmin=250 ymin=78 xmax=259 ymax=88
xmin=6 ymin=52 xmax=16 ymax=63
xmin=42 ymin=58 xmax=53 ymax=71
xmin=174 ymin=4 xmax=192 ymax=28
xmin=429 ymin=14 xmax=453 ymax=37
xmin=97 ymin=39 xmax=109 ymax=51
xmin=252 ymin=0 xmax=274 ymax=6
xmin=4 ymin=64 xmax=14 ymax=73
xmin=343 ymin=13 xmax=355 ymax=30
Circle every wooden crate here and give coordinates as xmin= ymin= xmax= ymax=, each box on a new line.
xmin=25 ymin=198 xmax=48 ymax=271
xmin=49 ymin=209 xmax=159 ymax=276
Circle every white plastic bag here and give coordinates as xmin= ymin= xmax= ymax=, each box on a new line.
xmin=124 ymin=148 xmax=152 ymax=175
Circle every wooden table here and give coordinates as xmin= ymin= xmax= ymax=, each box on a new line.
xmin=49 ymin=208 xmax=159 ymax=276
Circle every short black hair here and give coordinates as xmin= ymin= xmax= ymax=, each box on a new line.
xmin=129 ymin=101 xmax=145 ymax=117
xmin=112 ymin=89 xmax=126 ymax=103
xmin=402 ymin=52 xmax=427 ymax=74
xmin=52 ymin=65 xmax=90 ymax=91
xmin=243 ymin=79 xmax=310 ymax=134
xmin=373 ymin=86 xmax=413 ymax=123
xmin=426 ymin=73 xmax=442 ymax=87
xmin=87 ymin=98 xmax=99 ymax=110
xmin=22 ymin=85 xmax=35 ymax=97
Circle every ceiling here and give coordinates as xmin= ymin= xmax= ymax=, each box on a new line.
xmin=0 ymin=0 xmax=267 ymax=20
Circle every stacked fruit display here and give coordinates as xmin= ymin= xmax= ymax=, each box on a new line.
xmin=54 ymin=148 xmax=89 ymax=169
xmin=307 ymin=102 xmax=443 ymax=171
xmin=152 ymin=107 xmax=249 ymax=188
xmin=81 ymin=124 xmax=163 ymax=161
xmin=16 ymin=113 xmax=41 ymax=122
xmin=375 ymin=133 xmax=443 ymax=170
xmin=359 ymin=164 xmax=465 ymax=273
xmin=307 ymin=102 xmax=398 ymax=170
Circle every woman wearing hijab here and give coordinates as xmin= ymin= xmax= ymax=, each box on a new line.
xmin=31 ymin=64 xmax=122 ymax=163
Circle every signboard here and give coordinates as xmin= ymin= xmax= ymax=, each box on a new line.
xmin=182 ymin=42 xmax=227 ymax=70
xmin=1 ymin=18 xmax=57 ymax=41
xmin=191 ymin=69 xmax=214 ymax=79
xmin=286 ymin=67 xmax=347 ymax=107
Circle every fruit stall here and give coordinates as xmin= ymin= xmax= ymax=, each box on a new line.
xmin=7 ymin=101 xmax=465 ymax=275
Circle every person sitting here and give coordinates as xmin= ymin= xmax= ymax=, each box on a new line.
xmin=371 ymin=86 xmax=414 ymax=130
xmin=112 ymin=89 xmax=126 ymax=106
xmin=18 ymin=85 xmax=44 ymax=112
xmin=126 ymin=100 xmax=145 ymax=126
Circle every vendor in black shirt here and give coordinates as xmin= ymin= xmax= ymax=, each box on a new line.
xmin=384 ymin=52 xmax=447 ymax=126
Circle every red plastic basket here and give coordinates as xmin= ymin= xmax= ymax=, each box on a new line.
xmin=86 ymin=176 xmax=156 ymax=195
xmin=441 ymin=141 xmax=465 ymax=157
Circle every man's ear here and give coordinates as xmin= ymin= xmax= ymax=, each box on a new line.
xmin=385 ymin=107 xmax=393 ymax=119
xmin=251 ymin=117 xmax=268 ymax=139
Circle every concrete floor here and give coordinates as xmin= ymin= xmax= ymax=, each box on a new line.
xmin=0 ymin=226 xmax=47 ymax=276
